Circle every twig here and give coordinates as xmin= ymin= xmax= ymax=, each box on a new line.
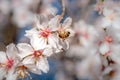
xmin=59 ymin=0 xmax=65 ymax=22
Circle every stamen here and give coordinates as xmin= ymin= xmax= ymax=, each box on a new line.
xmin=6 ymin=58 xmax=14 ymax=69
xmin=40 ymin=28 xmax=51 ymax=38
xmin=17 ymin=65 xmax=28 ymax=79
xmin=33 ymin=50 xmax=43 ymax=58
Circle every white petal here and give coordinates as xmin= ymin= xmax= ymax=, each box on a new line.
xmin=43 ymin=46 xmax=53 ymax=57
xmin=99 ymin=42 xmax=110 ymax=55
xmin=59 ymin=40 xmax=69 ymax=50
xmin=44 ymin=7 xmax=57 ymax=16
xmin=112 ymin=18 xmax=120 ymax=29
xmin=103 ymin=8 xmax=113 ymax=16
xmin=6 ymin=43 xmax=18 ymax=58
xmin=49 ymin=15 xmax=60 ymax=30
xmin=63 ymin=17 xmax=72 ymax=28
xmin=6 ymin=69 xmax=17 ymax=80
xmin=34 ymin=15 xmax=41 ymax=28
xmin=25 ymin=28 xmax=39 ymax=38
xmin=39 ymin=14 xmax=49 ymax=25
xmin=80 ymin=37 xmax=89 ymax=47
xmin=22 ymin=56 xmax=34 ymax=65
xmin=48 ymin=36 xmax=62 ymax=53
xmin=37 ymin=57 xmax=49 ymax=73
xmin=49 ymin=35 xmax=59 ymax=46
xmin=110 ymin=45 xmax=120 ymax=64
xmin=33 ymin=15 xmax=48 ymax=29
xmin=101 ymin=17 xmax=111 ymax=28
xmin=0 ymin=51 xmax=7 ymax=63
xmin=0 ymin=68 xmax=6 ymax=80
xmin=30 ymin=36 xmax=47 ymax=50
xmin=26 ymin=64 xmax=41 ymax=75
xmin=17 ymin=43 xmax=33 ymax=58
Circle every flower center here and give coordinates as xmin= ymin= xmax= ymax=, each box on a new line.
xmin=82 ymin=32 xmax=89 ymax=39
xmin=6 ymin=58 xmax=14 ymax=69
xmin=105 ymin=36 xmax=113 ymax=43
xmin=40 ymin=28 xmax=51 ymax=38
xmin=33 ymin=50 xmax=43 ymax=58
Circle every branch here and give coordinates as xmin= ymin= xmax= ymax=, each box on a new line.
xmin=59 ymin=0 xmax=65 ymax=22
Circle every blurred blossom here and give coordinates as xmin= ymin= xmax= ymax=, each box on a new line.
xmin=0 ymin=0 xmax=11 ymax=15
xmin=12 ymin=7 xmax=33 ymax=28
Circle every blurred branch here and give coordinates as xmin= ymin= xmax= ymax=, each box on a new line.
xmin=59 ymin=0 xmax=65 ymax=22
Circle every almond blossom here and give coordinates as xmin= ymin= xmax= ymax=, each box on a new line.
xmin=17 ymin=43 xmax=53 ymax=74
xmin=96 ymin=27 xmax=120 ymax=78
xmin=101 ymin=7 xmax=120 ymax=29
xmin=0 ymin=43 xmax=19 ymax=80
xmin=74 ymin=20 xmax=98 ymax=47
xmin=12 ymin=7 xmax=33 ymax=28
xmin=25 ymin=15 xmax=63 ymax=53
xmin=98 ymin=27 xmax=120 ymax=57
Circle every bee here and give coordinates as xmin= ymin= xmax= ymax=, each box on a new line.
xmin=58 ymin=30 xmax=70 ymax=40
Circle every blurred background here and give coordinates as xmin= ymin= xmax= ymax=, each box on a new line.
xmin=0 ymin=0 xmax=120 ymax=80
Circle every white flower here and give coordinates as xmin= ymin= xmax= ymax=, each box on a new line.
xmin=25 ymin=15 xmax=63 ymax=53
xmin=102 ymin=8 xmax=120 ymax=29
xmin=97 ymin=26 xmax=120 ymax=58
xmin=17 ymin=43 xmax=53 ymax=73
xmin=0 ymin=43 xmax=19 ymax=80
xmin=12 ymin=7 xmax=33 ymax=28
xmin=74 ymin=20 xmax=98 ymax=47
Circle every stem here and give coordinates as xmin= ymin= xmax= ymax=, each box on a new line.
xmin=59 ymin=0 xmax=65 ymax=22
